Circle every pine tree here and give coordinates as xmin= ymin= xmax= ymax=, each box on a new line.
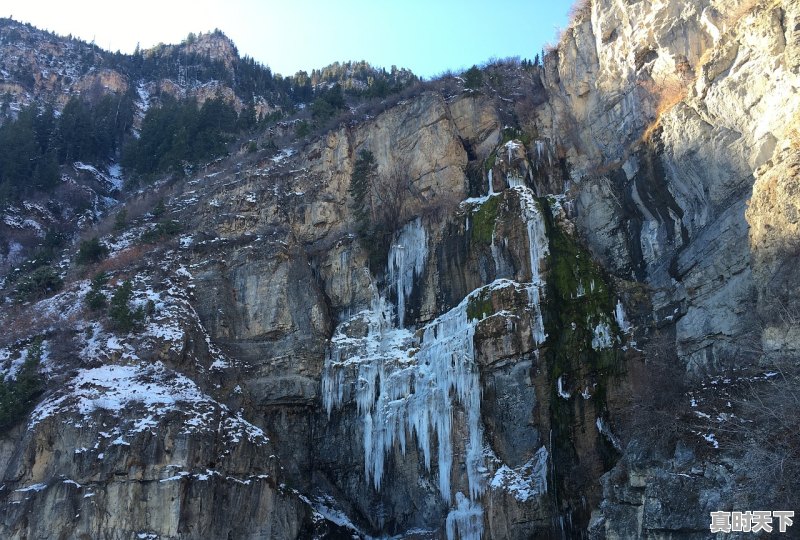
xmin=0 ymin=338 xmax=43 ymax=430
xmin=348 ymin=149 xmax=377 ymax=239
xmin=109 ymin=279 xmax=144 ymax=332
xmin=463 ymin=65 xmax=483 ymax=90
xmin=76 ymin=237 xmax=109 ymax=265
xmin=85 ymin=271 xmax=108 ymax=311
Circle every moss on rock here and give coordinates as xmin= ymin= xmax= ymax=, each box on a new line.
xmin=469 ymin=195 xmax=500 ymax=246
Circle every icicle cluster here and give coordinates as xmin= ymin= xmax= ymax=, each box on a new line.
xmin=446 ymin=492 xmax=484 ymax=540
xmin=615 ymin=299 xmax=631 ymax=334
xmin=388 ymin=218 xmax=428 ymax=326
xmin=321 ymin=184 xmax=559 ymax=539
xmin=323 ymin=289 xmax=486 ymax=501
xmin=514 ymin=186 xmax=549 ymax=346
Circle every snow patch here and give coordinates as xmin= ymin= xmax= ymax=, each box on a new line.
xmin=490 ymin=446 xmax=549 ymax=501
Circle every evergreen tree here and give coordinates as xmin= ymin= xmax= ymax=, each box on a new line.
xmin=463 ymin=65 xmax=483 ymax=90
xmin=0 ymin=338 xmax=43 ymax=430
xmin=14 ymin=266 xmax=63 ymax=301
xmin=109 ymin=279 xmax=144 ymax=332
xmin=348 ymin=149 xmax=377 ymax=239
xmin=85 ymin=271 xmax=108 ymax=311
xmin=76 ymin=237 xmax=109 ymax=265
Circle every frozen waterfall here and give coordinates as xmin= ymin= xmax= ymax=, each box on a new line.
xmin=322 ymin=286 xmax=487 ymax=501
xmin=515 ymin=186 xmax=549 ymax=346
xmin=388 ymin=218 xmax=428 ymax=327
xmin=321 ymin=185 xmax=559 ymax=539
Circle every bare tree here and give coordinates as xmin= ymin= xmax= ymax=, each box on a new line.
xmin=372 ymin=161 xmax=413 ymax=234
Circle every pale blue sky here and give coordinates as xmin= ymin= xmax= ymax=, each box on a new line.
xmin=8 ymin=1 xmax=571 ymax=78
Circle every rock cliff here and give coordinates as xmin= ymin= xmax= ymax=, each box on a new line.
xmin=0 ymin=0 xmax=798 ymax=538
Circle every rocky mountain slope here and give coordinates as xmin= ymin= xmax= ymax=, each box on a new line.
xmin=0 ymin=0 xmax=798 ymax=538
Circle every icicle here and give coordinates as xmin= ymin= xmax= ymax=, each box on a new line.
xmin=514 ymin=187 xmax=549 ymax=285
xmin=576 ymin=281 xmax=586 ymax=298
xmin=527 ymin=285 xmax=547 ymax=346
xmin=490 ymin=231 xmax=503 ymax=276
xmin=615 ymin=299 xmax=631 ymax=334
xmin=388 ymin=218 xmax=428 ymax=327
xmin=591 ymin=322 xmax=613 ymax=350
xmin=414 ymin=298 xmax=484 ymax=501
xmin=557 ymin=376 xmax=571 ymax=399
xmin=321 ymin=353 xmax=345 ymax=418
xmin=514 ymin=186 xmax=550 ymax=346
xmin=322 ymin=287 xmax=487 ymax=503
xmin=507 ymin=176 xmax=524 ymax=188
xmin=446 ymin=492 xmax=484 ymax=540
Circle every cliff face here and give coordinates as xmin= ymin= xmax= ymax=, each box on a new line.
xmin=0 ymin=0 xmax=798 ymax=538
xmin=542 ymin=0 xmax=800 ymax=536
xmin=549 ymin=0 xmax=799 ymax=370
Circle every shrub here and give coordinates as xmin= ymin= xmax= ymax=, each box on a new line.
xmin=152 ymin=198 xmax=167 ymax=218
xmin=463 ymin=65 xmax=483 ymax=90
xmin=76 ymin=237 xmax=109 ymax=265
xmin=108 ymin=279 xmax=144 ymax=332
xmin=295 ymin=120 xmax=311 ymax=138
xmin=0 ymin=338 xmax=43 ymax=431
xmin=84 ymin=271 xmax=108 ymax=311
xmin=113 ymin=209 xmax=127 ymax=232
xmin=140 ymin=220 xmax=182 ymax=244
xmin=14 ymin=266 xmax=63 ymax=301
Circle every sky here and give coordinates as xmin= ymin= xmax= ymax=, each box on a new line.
xmin=6 ymin=1 xmax=572 ymax=79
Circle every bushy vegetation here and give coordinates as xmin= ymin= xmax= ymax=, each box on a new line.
xmin=76 ymin=237 xmax=109 ymax=265
xmin=14 ymin=265 xmax=63 ymax=302
xmin=4 ymin=230 xmax=67 ymax=287
xmin=311 ymin=84 xmax=346 ymax=121
xmin=348 ymin=150 xmax=381 ymax=269
xmin=0 ymin=338 xmax=43 ymax=431
xmin=108 ymin=279 xmax=144 ymax=332
xmin=84 ymin=271 xmax=108 ymax=310
xmin=463 ymin=65 xmax=483 ymax=90
xmin=140 ymin=219 xmax=182 ymax=243
xmin=348 ymin=150 xmax=413 ymax=272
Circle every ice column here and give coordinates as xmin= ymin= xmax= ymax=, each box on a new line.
xmin=388 ymin=218 xmax=428 ymax=326
xmin=615 ymin=299 xmax=631 ymax=334
xmin=446 ymin=492 xmax=484 ymax=540
xmin=514 ymin=186 xmax=550 ymax=346
xmin=321 ymin=286 xmax=486 ymax=502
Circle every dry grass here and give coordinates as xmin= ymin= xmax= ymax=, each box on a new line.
xmin=568 ymin=0 xmax=592 ymax=20
xmin=544 ymin=0 xmax=593 ymax=57
xmin=91 ymin=245 xmax=151 ymax=276
xmin=640 ymin=76 xmax=690 ymax=142
xmin=0 ymin=301 xmax=83 ymax=348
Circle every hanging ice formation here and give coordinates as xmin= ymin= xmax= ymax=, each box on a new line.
xmin=615 ymin=299 xmax=631 ymax=334
xmin=388 ymin=218 xmax=428 ymax=326
xmin=514 ymin=185 xmax=549 ymax=346
xmin=322 ymin=282 xmax=486 ymax=501
xmin=533 ymin=139 xmax=553 ymax=169
xmin=322 ymin=179 xmax=553 ymax=539
xmin=447 ymin=492 xmax=484 ymax=540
